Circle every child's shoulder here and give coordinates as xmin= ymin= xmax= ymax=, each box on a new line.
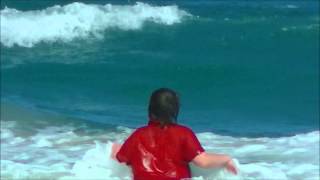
xmin=130 ymin=125 xmax=150 ymax=135
xmin=136 ymin=125 xmax=149 ymax=132
xmin=173 ymin=124 xmax=195 ymax=134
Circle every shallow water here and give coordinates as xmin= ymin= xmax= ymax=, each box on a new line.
xmin=1 ymin=103 xmax=319 ymax=179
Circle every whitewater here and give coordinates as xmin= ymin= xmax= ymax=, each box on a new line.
xmin=0 ymin=2 xmax=191 ymax=48
xmin=1 ymin=103 xmax=319 ymax=180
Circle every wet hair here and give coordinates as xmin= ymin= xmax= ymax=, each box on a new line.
xmin=148 ymin=88 xmax=180 ymax=127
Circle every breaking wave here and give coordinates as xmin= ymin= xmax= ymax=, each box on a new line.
xmin=0 ymin=2 xmax=191 ymax=48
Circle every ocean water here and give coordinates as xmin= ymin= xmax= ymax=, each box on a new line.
xmin=1 ymin=0 xmax=319 ymax=179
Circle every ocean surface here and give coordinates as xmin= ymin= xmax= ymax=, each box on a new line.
xmin=1 ymin=0 xmax=319 ymax=179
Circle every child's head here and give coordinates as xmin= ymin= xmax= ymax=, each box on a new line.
xmin=148 ymin=88 xmax=180 ymax=126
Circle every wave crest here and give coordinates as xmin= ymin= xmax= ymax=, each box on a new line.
xmin=0 ymin=2 xmax=191 ymax=48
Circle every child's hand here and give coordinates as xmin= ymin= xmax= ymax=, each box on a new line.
xmin=111 ymin=143 xmax=122 ymax=160
xmin=225 ymin=159 xmax=237 ymax=175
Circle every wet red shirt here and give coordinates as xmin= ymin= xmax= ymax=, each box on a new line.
xmin=116 ymin=120 xmax=204 ymax=180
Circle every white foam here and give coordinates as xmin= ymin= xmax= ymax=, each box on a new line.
xmin=1 ymin=119 xmax=319 ymax=180
xmin=69 ymin=141 xmax=131 ymax=180
xmin=1 ymin=128 xmax=14 ymax=139
xmin=281 ymin=24 xmax=319 ymax=32
xmin=0 ymin=2 xmax=191 ymax=48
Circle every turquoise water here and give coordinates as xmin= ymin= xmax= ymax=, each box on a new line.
xmin=1 ymin=0 xmax=319 ymax=137
xmin=1 ymin=1 xmax=319 ymax=179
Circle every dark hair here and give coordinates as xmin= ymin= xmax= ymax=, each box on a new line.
xmin=148 ymin=88 xmax=180 ymax=127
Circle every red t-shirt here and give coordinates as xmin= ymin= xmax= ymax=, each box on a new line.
xmin=116 ymin=120 xmax=204 ymax=180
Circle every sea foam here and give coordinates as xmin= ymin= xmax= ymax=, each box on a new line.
xmin=1 ymin=117 xmax=319 ymax=180
xmin=0 ymin=2 xmax=191 ymax=48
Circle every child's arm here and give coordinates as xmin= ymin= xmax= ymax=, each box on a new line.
xmin=111 ymin=143 xmax=122 ymax=160
xmin=192 ymin=152 xmax=237 ymax=175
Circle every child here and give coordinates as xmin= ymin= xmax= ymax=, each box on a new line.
xmin=111 ymin=88 xmax=237 ymax=180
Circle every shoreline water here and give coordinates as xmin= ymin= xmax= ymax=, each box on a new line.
xmin=1 ymin=101 xmax=319 ymax=179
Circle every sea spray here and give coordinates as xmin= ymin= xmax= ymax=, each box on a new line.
xmin=68 ymin=141 xmax=131 ymax=180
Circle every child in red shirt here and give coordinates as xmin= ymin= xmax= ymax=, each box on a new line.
xmin=112 ymin=88 xmax=237 ymax=180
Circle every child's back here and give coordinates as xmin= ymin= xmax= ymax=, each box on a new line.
xmin=116 ymin=119 xmax=204 ymax=180
xmin=112 ymin=88 xmax=237 ymax=180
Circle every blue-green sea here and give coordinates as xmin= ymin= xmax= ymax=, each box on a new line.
xmin=1 ymin=0 xmax=319 ymax=179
